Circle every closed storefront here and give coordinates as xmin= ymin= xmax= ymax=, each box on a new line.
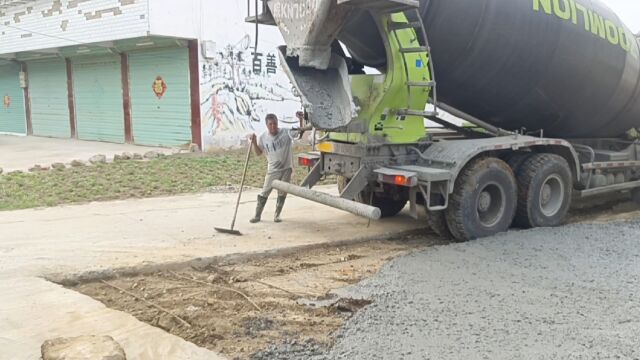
xmin=0 ymin=62 xmax=26 ymax=134
xmin=72 ymin=55 xmax=124 ymax=143
xmin=27 ymin=59 xmax=70 ymax=138
xmin=128 ymin=47 xmax=191 ymax=146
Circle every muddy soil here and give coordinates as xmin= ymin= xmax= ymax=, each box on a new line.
xmin=72 ymin=236 xmax=436 ymax=359
xmin=70 ymin=195 xmax=640 ymax=359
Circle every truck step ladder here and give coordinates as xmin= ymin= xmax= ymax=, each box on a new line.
xmin=341 ymin=0 xmax=439 ymax=121
xmin=399 ymin=46 xmax=429 ymax=53
xmin=407 ymin=81 xmax=436 ymax=87
xmin=389 ymin=7 xmax=440 ymax=118
xmin=388 ymin=21 xmax=424 ymax=30
xmin=397 ymin=109 xmax=439 ymax=118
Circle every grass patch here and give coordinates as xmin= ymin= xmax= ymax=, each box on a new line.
xmin=0 ymin=149 xmax=334 ymax=211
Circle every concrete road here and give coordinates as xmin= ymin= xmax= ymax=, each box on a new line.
xmin=0 ymin=186 xmax=427 ymax=360
xmin=0 ymin=134 xmax=175 ymax=172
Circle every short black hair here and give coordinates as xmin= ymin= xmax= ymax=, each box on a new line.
xmin=265 ymin=113 xmax=278 ymax=123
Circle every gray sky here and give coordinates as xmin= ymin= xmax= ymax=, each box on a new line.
xmin=604 ymin=0 xmax=640 ymax=32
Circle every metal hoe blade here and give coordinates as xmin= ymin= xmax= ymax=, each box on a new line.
xmin=214 ymin=227 xmax=242 ymax=236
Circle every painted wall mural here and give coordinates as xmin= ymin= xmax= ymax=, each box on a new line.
xmin=199 ymin=2 xmax=301 ymax=150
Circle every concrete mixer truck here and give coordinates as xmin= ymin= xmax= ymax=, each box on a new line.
xmin=248 ymin=0 xmax=640 ymax=241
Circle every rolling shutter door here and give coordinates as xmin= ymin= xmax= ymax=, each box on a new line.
xmin=128 ymin=47 xmax=191 ymax=146
xmin=72 ymin=55 xmax=124 ymax=143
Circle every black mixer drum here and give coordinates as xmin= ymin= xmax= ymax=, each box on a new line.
xmin=338 ymin=0 xmax=640 ymax=138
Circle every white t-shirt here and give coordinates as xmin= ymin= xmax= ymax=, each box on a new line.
xmin=258 ymin=128 xmax=294 ymax=173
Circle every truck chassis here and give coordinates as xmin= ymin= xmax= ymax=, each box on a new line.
xmin=284 ymin=125 xmax=640 ymax=241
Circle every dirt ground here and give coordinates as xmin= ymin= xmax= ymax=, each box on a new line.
xmin=568 ymin=193 xmax=640 ymax=223
xmin=69 ymin=195 xmax=640 ymax=360
xmin=72 ymin=235 xmax=435 ymax=359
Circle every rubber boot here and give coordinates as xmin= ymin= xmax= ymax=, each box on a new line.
xmin=274 ymin=195 xmax=286 ymax=223
xmin=250 ymin=195 xmax=268 ymax=223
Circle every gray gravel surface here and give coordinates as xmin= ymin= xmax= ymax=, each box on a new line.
xmin=255 ymin=220 xmax=640 ymax=359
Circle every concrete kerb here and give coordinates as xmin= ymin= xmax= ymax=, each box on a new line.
xmin=47 ymin=210 xmax=640 ymax=288
xmin=47 ymin=227 xmax=434 ymax=287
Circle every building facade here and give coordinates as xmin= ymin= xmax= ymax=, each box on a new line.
xmin=0 ymin=0 xmax=298 ymax=150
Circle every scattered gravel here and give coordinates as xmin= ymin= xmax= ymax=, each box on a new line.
xmin=255 ymin=220 xmax=640 ymax=359
xmin=251 ymin=337 xmax=328 ymax=360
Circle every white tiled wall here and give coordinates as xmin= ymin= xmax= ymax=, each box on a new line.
xmin=0 ymin=0 xmax=150 ymax=54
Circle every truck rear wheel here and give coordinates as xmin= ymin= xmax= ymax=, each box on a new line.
xmin=445 ymin=158 xmax=517 ymax=241
xmin=369 ymin=194 xmax=408 ymax=218
xmin=425 ymin=194 xmax=454 ymax=240
xmin=514 ymin=154 xmax=572 ymax=228
xmin=426 ymin=209 xmax=454 ymax=240
xmin=632 ymin=188 xmax=640 ymax=205
xmin=506 ymin=151 xmax=533 ymax=174
xmin=337 ymin=176 xmax=407 ymax=218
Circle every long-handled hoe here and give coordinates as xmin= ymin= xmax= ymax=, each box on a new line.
xmin=214 ymin=142 xmax=252 ymax=236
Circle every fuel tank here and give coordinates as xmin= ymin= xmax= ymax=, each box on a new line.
xmin=339 ymin=0 xmax=640 ymax=138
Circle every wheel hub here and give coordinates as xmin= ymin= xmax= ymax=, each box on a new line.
xmin=478 ymin=191 xmax=492 ymax=212
xmin=541 ymin=184 xmax=552 ymax=205
xmin=539 ymin=175 xmax=565 ymax=217
xmin=476 ymin=183 xmax=505 ymax=228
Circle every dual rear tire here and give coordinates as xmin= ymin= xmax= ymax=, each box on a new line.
xmin=427 ymin=154 xmax=572 ymax=241
xmin=513 ymin=154 xmax=572 ymax=229
xmin=632 ymin=188 xmax=640 ymax=205
xmin=444 ymin=158 xmax=518 ymax=240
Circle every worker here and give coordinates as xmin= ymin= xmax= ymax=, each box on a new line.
xmin=296 ymin=111 xmax=306 ymax=132
xmin=295 ymin=110 xmax=312 ymax=144
xmin=249 ymin=113 xmax=296 ymax=223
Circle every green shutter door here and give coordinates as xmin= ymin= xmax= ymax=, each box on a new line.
xmin=128 ymin=47 xmax=191 ymax=146
xmin=72 ymin=55 xmax=124 ymax=143
xmin=27 ymin=60 xmax=70 ymax=138
xmin=0 ymin=63 xmax=26 ymax=134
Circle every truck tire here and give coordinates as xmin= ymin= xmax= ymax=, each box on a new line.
xmin=445 ymin=158 xmax=517 ymax=241
xmin=424 ymin=194 xmax=453 ymax=240
xmin=371 ymin=195 xmax=408 ymax=218
xmin=337 ymin=176 xmax=407 ymax=218
xmin=426 ymin=209 xmax=454 ymax=240
xmin=632 ymin=188 xmax=640 ymax=205
xmin=506 ymin=151 xmax=533 ymax=174
xmin=513 ymin=154 xmax=572 ymax=228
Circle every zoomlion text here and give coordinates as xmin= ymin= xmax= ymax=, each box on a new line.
xmin=533 ymin=0 xmax=637 ymax=57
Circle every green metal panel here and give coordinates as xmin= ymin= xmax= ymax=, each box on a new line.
xmin=331 ymin=12 xmax=431 ymax=144
xmin=0 ymin=63 xmax=26 ymax=134
xmin=128 ymin=47 xmax=191 ymax=146
xmin=72 ymin=55 xmax=124 ymax=143
xmin=27 ymin=59 xmax=70 ymax=138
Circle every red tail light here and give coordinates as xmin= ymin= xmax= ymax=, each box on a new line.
xmin=299 ymin=157 xmax=312 ymax=166
xmin=378 ymin=173 xmax=418 ymax=187
xmin=297 ymin=154 xmax=319 ymax=167
xmin=394 ymin=175 xmax=408 ymax=186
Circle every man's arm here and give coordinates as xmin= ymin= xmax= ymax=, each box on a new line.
xmin=250 ymin=134 xmax=263 ymax=156
xmin=289 ymin=126 xmax=311 ymax=141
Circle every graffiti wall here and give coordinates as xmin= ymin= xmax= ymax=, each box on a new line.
xmin=199 ymin=1 xmax=300 ymax=150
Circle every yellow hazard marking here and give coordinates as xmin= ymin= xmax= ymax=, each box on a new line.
xmin=317 ymin=142 xmax=334 ymax=154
